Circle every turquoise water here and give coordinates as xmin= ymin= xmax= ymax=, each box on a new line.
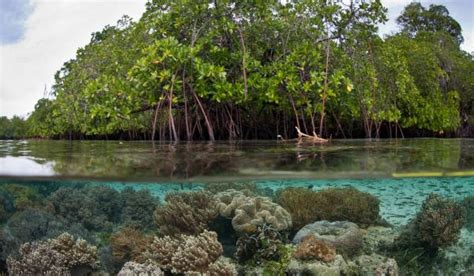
xmin=0 ymin=139 xmax=473 ymax=275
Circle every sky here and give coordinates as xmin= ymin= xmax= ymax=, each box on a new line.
xmin=0 ymin=0 xmax=473 ymax=118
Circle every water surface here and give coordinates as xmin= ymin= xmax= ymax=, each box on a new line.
xmin=1 ymin=139 xmax=473 ymax=181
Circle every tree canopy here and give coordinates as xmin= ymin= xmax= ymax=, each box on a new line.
xmin=6 ymin=0 xmax=473 ymax=140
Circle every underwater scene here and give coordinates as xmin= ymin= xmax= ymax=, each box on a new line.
xmin=0 ymin=139 xmax=473 ymax=275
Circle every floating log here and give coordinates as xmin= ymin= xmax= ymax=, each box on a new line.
xmin=277 ymin=127 xmax=329 ymax=144
xmin=295 ymin=127 xmax=329 ymax=143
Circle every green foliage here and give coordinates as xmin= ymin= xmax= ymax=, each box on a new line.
xmin=0 ymin=116 xmax=28 ymax=139
xmin=397 ymin=2 xmax=463 ymax=44
xmin=16 ymin=0 xmax=473 ymax=139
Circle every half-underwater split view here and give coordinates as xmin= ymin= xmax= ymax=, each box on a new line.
xmin=1 ymin=0 xmax=474 ymax=275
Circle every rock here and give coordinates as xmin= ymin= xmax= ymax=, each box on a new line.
xmin=293 ymin=235 xmax=336 ymax=262
xmin=362 ymin=226 xmax=398 ymax=254
xmin=348 ymin=254 xmax=399 ymax=276
xmin=293 ymin=221 xmax=364 ymax=257
xmin=287 ymin=255 xmax=348 ymax=276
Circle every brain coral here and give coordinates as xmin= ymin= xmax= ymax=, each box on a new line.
xmin=214 ymin=189 xmax=292 ymax=234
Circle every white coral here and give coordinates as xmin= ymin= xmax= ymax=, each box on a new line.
xmin=118 ymin=261 xmax=164 ymax=276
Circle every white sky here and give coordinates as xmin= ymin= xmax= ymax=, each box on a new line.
xmin=0 ymin=0 xmax=472 ymax=118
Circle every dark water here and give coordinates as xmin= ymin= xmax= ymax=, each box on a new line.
xmin=0 ymin=139 xmax=473 ymax=275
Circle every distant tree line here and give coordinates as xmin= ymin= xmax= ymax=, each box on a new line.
xmin=3 ymin=1 xmax=474 ymax=140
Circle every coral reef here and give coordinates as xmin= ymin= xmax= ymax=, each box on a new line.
xmin=293 ymin=235 xmax=336 ymax=263
xmin=361 ymin=226 xmax=398 ymax=254
xmin=348 ymin=254 xmax=399 ymax=276
xmin=0 ymin=190 xmax=14 ymax=222
xmin=286 ymin=254 xmax=349 ymax=275
xmin=461 ymin=195 xmax=474 ymax=231
xmin=0 ymin=208 xmax=91 ymax=260
xmin=117 ymin=261 xmax=164 ymax=276
xmin=110 ymin=228 xmax=152 ymax=266
xmin=276 ymin=187 xmax=381 ymax=230
xmin=391 ymin=194 xmax=466 ymax=275
xmin=207 ymin=257 xmax=238 ymax=276
xmin=7 ymin=232 xmax=98 ymax=275
xmin=145 ymin=230 xmax=235 ymax=274
xmin=235 ymin=224 xmax=285 ymax=262
xmin=205 ymin=182 xmax=274 ymax=198
xmin=215 ymin=189 xmax=292 ymax=233
xmin=154 ymin=191 xmax=218 ymax=235
xmin=396 ymin=193 xmax=465 ymax=250
xmin=293 ymin=221 xmax=363 ymax=258
xmin=48 ymin=187 xmax=122 ymax=231
xmin=0 ymin=184 xmax=42 ymax=211
xmin=121 ymin=188 xmax=159 ymax=230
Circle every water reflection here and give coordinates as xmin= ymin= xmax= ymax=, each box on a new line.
xmin=0 ymin=139 xmax=472 ymax=181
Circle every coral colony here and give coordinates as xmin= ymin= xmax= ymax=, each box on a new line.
xmin=0 ymin=183 xmax=470 ymax=275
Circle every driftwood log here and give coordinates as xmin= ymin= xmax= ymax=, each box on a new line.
xmin=277 ymin=127 xmax=329 ymax=144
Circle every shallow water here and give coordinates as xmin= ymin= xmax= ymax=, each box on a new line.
xmin=1 ymin=139 xmax=473 ymax=181
xmin=0 ymin=139 xmax=473 ymax=274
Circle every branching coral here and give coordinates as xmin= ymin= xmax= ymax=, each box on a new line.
xmin=48 ymin=187 xmax=123 ymax=231
xmin=154 ymin=191 xmax=218 ymax=235
xmin=145 ymin=230 xmax=234 ymax=274
xmin=396 ymin=193 xmax=465 ymax=250
xmin=207 ymin=257 xmax=238 ymax=276
xmin=7 ymin=232 xmax=99 ymax=275
xmin=121 ymin=188 xmax=159 ymax=230
xmin=0 ymin=208 xmax=91 ymax=260
xmin=276 ymin=187 xmax=381 ymax=230
xmin=215 ymin=189 xmax=291 ymax=234
xmin=117 ymin=261 xmax=164 ymax=276
xmin=293 ymin=235 xmax=336 ymax=263
xmin=0 ymin=184 xmax=43 ymax=211
xmin=110 ymin=227 xmax=152 ymax=265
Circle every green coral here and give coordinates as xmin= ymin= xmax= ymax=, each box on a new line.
xmin=276 ymin=187 xmax=381 ymax=230
xmin=121 ymin=188 xmax=159 ymax=230
xmin=47 ymin=187 xmax=122 ymax=231
xmin=461 ymin=195 xmax=474 ymax=231
xmin=262 ymin=245 xmax=294 ymax=276
xmin=0 ymin=184 xmax=43 ymax=212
